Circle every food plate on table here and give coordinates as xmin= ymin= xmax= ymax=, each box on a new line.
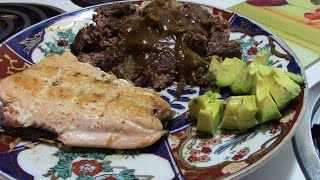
xmin=0 ymin=0 xmax=306 ymax=179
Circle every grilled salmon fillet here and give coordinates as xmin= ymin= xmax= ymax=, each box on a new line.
xmin=0 ymin=52 xmax=173 ymax=149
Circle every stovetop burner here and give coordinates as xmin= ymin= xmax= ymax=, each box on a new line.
xmin=311 ymin=100 xmax=320 ymax=158
xmin=71 ymin=0 xmax=122 ymax=7
xmin=0 ymin=3 xmax=62 ymax=43
xmin=0 ymin=16 xmax=14 ymax=42
xmin=312 ymin=123 xmax=320 ymax=156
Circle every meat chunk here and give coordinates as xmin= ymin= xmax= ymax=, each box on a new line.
xmin=70 ymin=2 xmax=136 ymax=55
xmin=0 ymin=52 xmax=173 ymax=149
xmin=207 ymin=19 xmax=242 ymax=59
xmin=187 ymin=33 xmax=208 ymax=57
xmin=70 ymin=25 xmax=97 ymax=55
xmin=77 ymin=48 xmax=124 ymax=73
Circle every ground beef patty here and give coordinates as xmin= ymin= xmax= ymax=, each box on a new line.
xmin=70 ymin=0 xmax=241 ymax=96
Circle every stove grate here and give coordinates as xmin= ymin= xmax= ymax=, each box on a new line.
xmin=0 ymin=3 xmax=62 ymax=43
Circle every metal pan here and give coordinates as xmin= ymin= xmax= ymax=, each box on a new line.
xmin=293 ymin=80 xmax=320 ymax=180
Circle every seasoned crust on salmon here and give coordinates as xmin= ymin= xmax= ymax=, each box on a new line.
xmin=0 ymin=52 xmax=174 ymax=149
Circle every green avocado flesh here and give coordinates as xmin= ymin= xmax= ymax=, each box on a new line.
xmin=188 ymin=91 xmax=221 ymax=119
xmin=231 ymin=65 xmax=257 ymax=95
xmin=273 ymin=68 xmax=302 ymax=96
xmin=208 ymin=57 xmax=247 ymax=88
xmin=252 ymin=73 xmax=281 ymax=123
xmin=192 ymin=51 xmax=304 ymax=135
xmin=230 ymin=50 xmax=270 ymax=95
xmin=250 ymin=49 xmax=270 ymax=67
xmin=237 ymin=95 xmax=258 ymax=131
xmin=258 ymin=66 xmax=300 ymax=110
xmin=196 ymin=100 xmax=225 ymax=135
xmin=286 ymin=72 xmax=304 ymax=85
xmin=220 ymin=96 xmax=258 ymax=131
xmin=221 ymin=96 xmax=242 ymax=130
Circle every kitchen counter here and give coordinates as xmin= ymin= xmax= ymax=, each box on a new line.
xmin=244 ymin=141 xmax=305 ymax=180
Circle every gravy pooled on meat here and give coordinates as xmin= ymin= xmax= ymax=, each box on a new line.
xmin=71 ymin=0 xmax=241 ymax=96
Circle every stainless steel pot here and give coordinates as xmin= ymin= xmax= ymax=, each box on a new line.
xmin=293 ymin=81 xmax=320 ymax=180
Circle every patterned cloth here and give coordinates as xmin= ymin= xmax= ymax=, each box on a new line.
xmin=229 ymin=0 xmax=320 ymax=68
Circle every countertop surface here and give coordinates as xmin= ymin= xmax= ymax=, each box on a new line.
xmin=243 ymin=141 xmax=305 ymax=180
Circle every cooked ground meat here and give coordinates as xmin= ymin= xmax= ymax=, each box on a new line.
xmin=207 ymin=19 xmax=242 ymax=58
xmin=70 ymin=0 xmax=241 ymax=96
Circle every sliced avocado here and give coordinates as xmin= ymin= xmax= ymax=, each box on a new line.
xmin=259 ymin=66 xmax=299 ymax=110
xmin=196 ymin=100 xmax=225 ymax=135
xmin=221 ymin=95 xmax=258 ymax=131
xmin=252 ymin=73 xmax=281 ymax=123
xmin=208 ymin=57 xmax=247 ymax=88
xmin=286 ymin=72 xmax=304 ymax=85
xmin=250 ymin=50 xmax=271 ymax=67
xmin=237 ymin=95 xmax=258 ymax=131
xmin=221 ymin=96 xmax=242 ymax=130
xmin=274 ymin=76 xmax=301 ymax=98
xmin=221 ymin=57 xmax=248 ymax=86
xmin=188 ymin=91 xmax=221 ymax=119
xmin=230 ymin=50 xmax=270 ymax=95
xmin=207 ymin=57 xmax=222 ymax=84
xmin=258 ymin=66 xmax=292 ymax=110
xmin=231 ymin=65 xmax=258 ymax=95
xmin=230 ymin=68 xmax=249 ymax=95
xmin=273 ymin=68 xmax=302 ymax=96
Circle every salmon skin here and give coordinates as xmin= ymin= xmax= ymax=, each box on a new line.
xmin=0 ymin=52 xmax=174 ymax=149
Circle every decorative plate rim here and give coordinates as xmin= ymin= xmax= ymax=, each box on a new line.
xmin=0 ymin=1 xmax=308 ymax=179
xmin=0 ymin=169 xmax=13 ymax=180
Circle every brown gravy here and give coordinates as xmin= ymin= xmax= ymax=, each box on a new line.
xmin=118 ymin=0 xmax=210 ymax=96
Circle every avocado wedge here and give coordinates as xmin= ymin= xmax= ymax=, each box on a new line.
xmin=237 ymin=95 xmax=259 ymax=131
xmin=188 ymin=91 xmax=221 ymax=119
xmin=231 ymin=65 xmax=258 ymax=95
xmin=273 ymin=68 xmax=301 ymax=96
xmin=252 ymin=73 xmax=281 ymax=123
xmin=220 ymin=96 xmax=258 ymax=131
xmin=250 ymin=49 xmax=271 ymax=67
xmin=220 ymin=96 xmax=242 ymax=130
xmin=258 ymin=66 xmax=301 ymax=110
xmin=208 ymin=57 xmax=247 ymax=88
xmin=286 ymin=72 xmax=304 ymax=85
xmin=196 ymin=100 xmax=225 ymax=135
